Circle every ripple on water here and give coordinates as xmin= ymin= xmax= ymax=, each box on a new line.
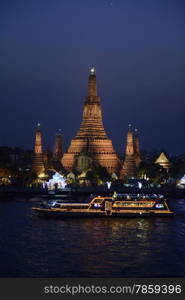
xmin=0 ymin=197 xmax=185 ymax=277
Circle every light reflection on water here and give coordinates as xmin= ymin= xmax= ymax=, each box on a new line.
xmin=0 ymin=197 xmax=185 ymax=277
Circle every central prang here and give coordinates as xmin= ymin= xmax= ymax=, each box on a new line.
xmin=61 ymin=68 xmax=121 ymax=174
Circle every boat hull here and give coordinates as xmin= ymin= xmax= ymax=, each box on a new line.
xmin=32 ymin=207 xmax=174 ymax=218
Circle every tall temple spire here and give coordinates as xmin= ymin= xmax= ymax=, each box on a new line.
xmin=134 ymin=128 xmax=142 ymax=167
xmin=53 ymin=129 xmax=63 ymax=161
xmin=32 ymin=123 xmax=45 ymax=175
xmin=34 ymin=123 xmax=42 ymax=154
xmin=120 ymin=125 xmax=136 ymax=180
xmin=125 ymin=124 xmax=134 ymax=156
xmin=62 ymin=69 xmax=120 ymax=174
xmin=77 ymin=68 xmax=106 ymax=139
xmin=88 ymin=67 xmax=97 ymax=97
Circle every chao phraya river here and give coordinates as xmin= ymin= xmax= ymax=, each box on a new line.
xmin=0 ymin=197 xmax=185 ymax=277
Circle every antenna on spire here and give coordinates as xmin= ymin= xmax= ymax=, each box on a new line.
xmin=90 ymin=67 xmax=95 ymax=75
xmin=37 ymin=122 xmax=41 ymax=129
xmin=128 ymin=123 xmax=132 ymax=131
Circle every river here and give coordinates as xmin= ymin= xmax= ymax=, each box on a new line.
xmin=0 ymin=197 xmax=185 ymax=277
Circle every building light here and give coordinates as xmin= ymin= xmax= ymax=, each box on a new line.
xmin=138 ymin=182 xmax=142 ymax=189
xmin=38 ymin=172 xmax=46 ymax=178
xmin=45 ymin=172 xmax=67 ymax=190
xmin=90 ymin=67 xmax=95 ymax=74
xmin=106 ymin=181 xmax=112 ymax=189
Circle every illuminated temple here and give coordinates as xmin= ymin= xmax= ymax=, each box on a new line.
xmin=32 ymin=123 xmax=45 ymax=176
xmin=120 ymin=125 xmax=142 ymax=179
xmin=155 ymin=152 xmax=170 ymax=170
xmin=61 ymin=68 xmax=121 ymax=174
xmin=134 ymin=128 xmax=142 ymax=168
xmin=31 ymin=69 xmax=143 ymax=180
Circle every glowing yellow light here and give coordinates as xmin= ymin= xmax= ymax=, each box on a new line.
xmin=38 ymin=172 xmax=47 ymax=178
xmin=90 ymin=67 xmax=95 ymax=74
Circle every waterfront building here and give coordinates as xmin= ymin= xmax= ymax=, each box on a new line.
xmin=44 ymin=172 xmax=67 ymax=190
xmin=62 ymin=68 xmax=121 ymax=174
xmin=32 ymin=123 xmax=45 ymax=176
xmin=31 ymin=70 xmax=145 ymax=182
xmin=155 ymin=152 xmax=170 ymax=170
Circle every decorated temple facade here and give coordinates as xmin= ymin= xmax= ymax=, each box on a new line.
xmin=134 ymin=128 xmax=142 ymax=167
xmin=31 ymin=70 xmax=145 ymax=181
xmin=155 ymin=152 xmax=170 ymax=170
xmin=61 ymin=68 xmax=121 ymax=174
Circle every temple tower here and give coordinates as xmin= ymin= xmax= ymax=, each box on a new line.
xmin=32 ymin=123 xmax=45 ymax=175
xmin=53 ymin=130 xmax=63 ymax=161
xmin=120 ymin=124 xmax=136 ymax=179
xmin=134 ymin=128 xmax=142 ymax=167
xmin=62 ymin=68 xmax=120 ymax=174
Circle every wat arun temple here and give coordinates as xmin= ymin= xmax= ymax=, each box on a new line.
xmin=32 ymin=68 xmax=142 ymax=180
xmin=62 ymin=68 xmax=121 ymax=174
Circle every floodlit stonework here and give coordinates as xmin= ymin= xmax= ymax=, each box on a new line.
xmin=62 ymin=68 xmax=120 ymax=174
xmin=155 ymin=152 xmax=170 ymax=169
xmin=120 ymin=125 xmax=137 ymax=179
xmin=134 ymin=128 xmax=142 ymax=167
xmin=32 ymin=124 xmax=45 ymax=175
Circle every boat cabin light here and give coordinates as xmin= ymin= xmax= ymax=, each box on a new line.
xmin=155 ymin=204 xmax=164 ymax=208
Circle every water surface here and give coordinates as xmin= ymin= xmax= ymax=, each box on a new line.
xmin=0 ymin=197 xmax=185 ymax=277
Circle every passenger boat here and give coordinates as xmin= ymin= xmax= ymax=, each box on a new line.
xmin=32 ymin=194 xmax=173 ymax=217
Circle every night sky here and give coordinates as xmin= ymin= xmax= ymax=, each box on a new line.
xmin=0 ymin=0 xmax=185 ymax=155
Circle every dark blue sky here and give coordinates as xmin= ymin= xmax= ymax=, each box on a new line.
xmin=0 ymin=0 xmax=185 ymax=154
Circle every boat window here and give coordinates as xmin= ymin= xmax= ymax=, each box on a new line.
xmin=114 ymin=201 xmax=121 ymax=205
xmin=155 ymin=204 xmax=164 ymax=208
xmin=92 ymin=199 xmax=102 ymax=204
xmin=94 ymin=203 xmax=101 ymax=208
xmin=113 ymin=201 xmax=154 ymax=207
